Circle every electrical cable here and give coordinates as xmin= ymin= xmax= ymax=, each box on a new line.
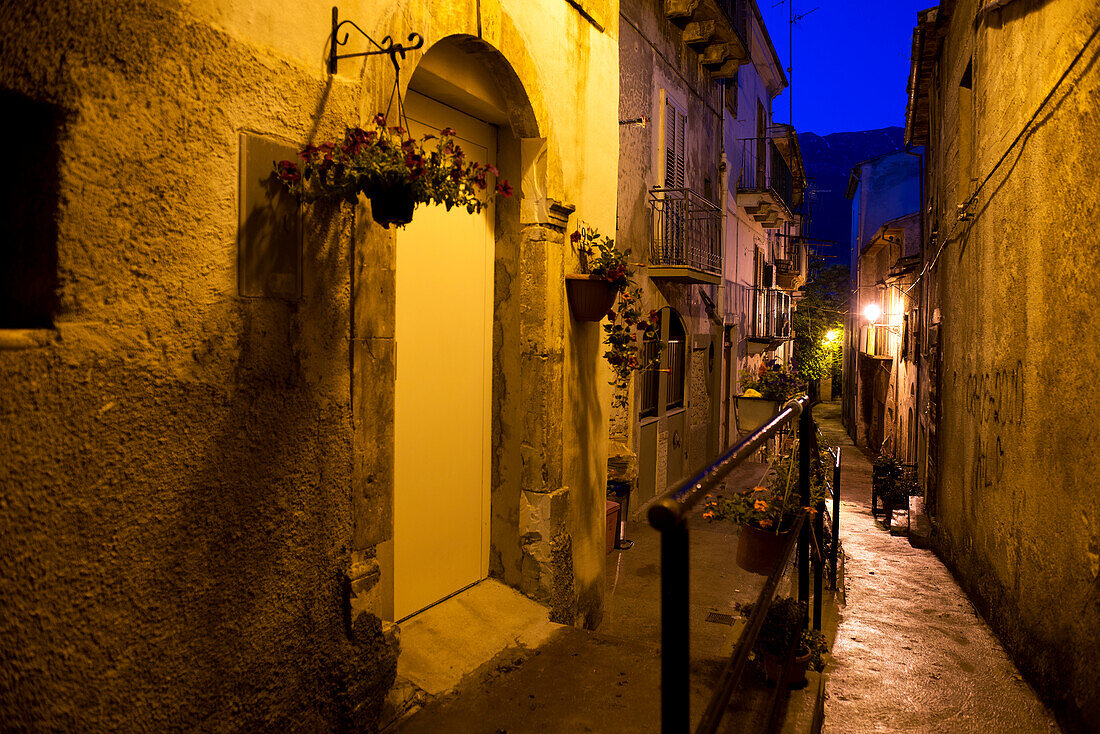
xmin=903 ymin=14 xmax=1100 ymax=295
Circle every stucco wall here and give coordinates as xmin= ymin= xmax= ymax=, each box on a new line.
xmin=1 ymin=0 xmax=621 ymax=728
xmin=928 ymin=1 xmax=1100 ymax=730
xmin=0 ymin=0 xmax=400 ymax=729
xmin=617 ymin=0 xmax=720 ymax=491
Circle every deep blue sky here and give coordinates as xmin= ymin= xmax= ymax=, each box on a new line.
xmin=757 ymin=0 xmax=933 ymax=135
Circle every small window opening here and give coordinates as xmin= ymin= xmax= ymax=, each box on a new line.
xmin=1 ymin=90 xmax=61 ymax=328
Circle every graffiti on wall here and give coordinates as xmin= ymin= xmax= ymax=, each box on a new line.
xmin=954 ymin=360 xmax=1024 ymax=490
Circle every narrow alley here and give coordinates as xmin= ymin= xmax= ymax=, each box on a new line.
xmin=814 ymin=403 xmax=1060 ymax=733
xmin=385 ymin=401 xmax=1060 ymax=733
xmin=3 ymin=1 xmax=1098 ymax=732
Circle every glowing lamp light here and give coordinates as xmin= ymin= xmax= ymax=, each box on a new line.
xmin=824 ymin=329 xmax=839 ymax=343
xmin=863 ymin=303 xmax=882 ymax=323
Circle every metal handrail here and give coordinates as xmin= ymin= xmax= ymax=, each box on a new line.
xmin=648 ymin=395 xmax=817 ymax=733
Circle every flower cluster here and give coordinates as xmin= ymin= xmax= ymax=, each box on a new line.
xmin=701 ymin=441 xmax=828 ymax=532
xmin=740 ymin=358 xmax=806 ymax=402
xmin=274 ymin=113 xmax=512 ymax=215
xmin=572 ymin=228 xmax=632 ymax=292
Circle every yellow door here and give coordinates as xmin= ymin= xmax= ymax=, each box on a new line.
xmin=394 ymin=91 xmax=495 ymax=620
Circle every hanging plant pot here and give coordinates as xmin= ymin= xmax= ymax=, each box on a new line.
xmin=565 ymin=275 xmax=618 ymax=321
xmin=736 ymin=523 xmax=792 ymax=575
xmin=735 ymin=396 xmax=780 ymax=434
xmin=365 ymin=178 xmax=416 ymax=229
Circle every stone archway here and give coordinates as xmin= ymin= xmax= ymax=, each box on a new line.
xmin=359 ymin=32 xmax=584 ymax=624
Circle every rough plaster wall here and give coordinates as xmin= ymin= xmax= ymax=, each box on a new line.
xmin=932 ymin=1 xmax=1100 ymax=731
xmin=0 ymin=1 xmax=399 ymax=730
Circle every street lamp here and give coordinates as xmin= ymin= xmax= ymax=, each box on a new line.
xmin=824 ymin=329 xmax=839 ymax=343
xmin=862 ymin=303 xmax=881 ymax=323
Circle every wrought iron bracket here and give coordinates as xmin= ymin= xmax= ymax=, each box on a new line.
xmin=328 ymin=6 xmax=424 ymax=75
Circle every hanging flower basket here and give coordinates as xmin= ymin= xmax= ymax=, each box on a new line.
xmin=365 ymin=177 xmax=416 ymax=228
xmin=273 ymin=113 xmax=513 ymax=228
xmin=736 ymin=523 xmax=793 ymax=575
xmin=565 ymin=274 xmax=618 ymax=321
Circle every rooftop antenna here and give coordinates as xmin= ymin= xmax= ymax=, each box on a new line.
xmin=774 ymin=0 xmax=819 ymax=125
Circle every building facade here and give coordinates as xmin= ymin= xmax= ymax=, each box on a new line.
xmin=0 ymin=0 xmax=622 ymax=729
xmin=905 ymin=1 xmax=1100 ymax=730
xmin=615 ymin=0 xmax=805 ymax=508
xmin=842 ymin=150 xmax=919 ymax=450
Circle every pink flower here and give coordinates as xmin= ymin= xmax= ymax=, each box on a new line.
xmin=496 ymin=180 xmax=514 ymax=197
xmin=373 ymin=113 xmax=387 ymax=126
xmin=441 ymin=127 xmax=457 ymax=136
xmin=571 ymin=231 xmax=582 ymax=244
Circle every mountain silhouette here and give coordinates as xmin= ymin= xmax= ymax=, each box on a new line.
xmin=799 ymin=127 xmax=906 ymax=268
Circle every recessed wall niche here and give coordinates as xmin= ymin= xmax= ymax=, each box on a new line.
xmin=238 ymin=133 xmax=301 ymax=300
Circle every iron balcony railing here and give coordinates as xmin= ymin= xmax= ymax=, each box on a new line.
xmin=649 ymin=187 xmax=723 ymax=276
xmin=648 ymin=397 xmax=841 ymax=732
xmin=751 ymin=287 xmax=791 ymax=339
xmin=738 ymin=138 xmax=796 ymax=214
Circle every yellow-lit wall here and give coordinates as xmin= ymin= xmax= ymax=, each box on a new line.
xmin=0 ymin=0 xmax=620 ymax=728
xmin=926 ymin=1 xmax=1100 ymax=729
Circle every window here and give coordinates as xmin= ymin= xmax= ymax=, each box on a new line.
xmin=664 ymin=98 xmax=686 ymax=189
xmin=1 ymin=90 xmax=61 ymax=328
xmin=666 ymin=310 xmax=686 ymax=410
xmin=723 ymin=74 xmax=738 ymax=119
xmin=639 ymin=319 xmax=661 ymax=418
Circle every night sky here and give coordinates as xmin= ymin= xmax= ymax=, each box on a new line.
xmin=758 ymin=0 xmax=934 ymax=135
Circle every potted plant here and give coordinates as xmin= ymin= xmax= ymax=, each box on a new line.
xmin=568 ymin=226 xmax=661 ymax=409
xmin=566 ymin=227 xmax=632 ymax=321
xmin=274 ymin=113 xmax=513 ymax=228
xmin=872 ymin=456 xmax=916 ymax=527
xmin=701 ymin=443 xmax=827 ymax=574
xmin=735 ymin=359 xmax=806 ymax=433
xmin=736 ymin=598 xmax=828 ymax=685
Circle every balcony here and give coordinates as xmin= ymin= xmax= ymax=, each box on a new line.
xmin=648 ymin=187 xmax=723 ymax=284
xmin=664 ymin=0 xmax=749 ymax=79
xmin=774 ymin=256 xmax=802 ymax=290
xmin=737 ymin=139 xmax=797 ymax=228
xmin=746 ymin=287 xmax=791 ymax=353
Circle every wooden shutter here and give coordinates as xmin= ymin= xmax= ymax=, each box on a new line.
xmin=664 ymin=99 xmax=685 ymax=189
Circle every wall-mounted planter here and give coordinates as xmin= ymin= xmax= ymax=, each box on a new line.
xmin=565 ymin=274 xmax=617 ymax=321
xmin=735 ymin=396 xmax=780 ymax=434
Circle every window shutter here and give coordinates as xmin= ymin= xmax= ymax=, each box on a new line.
xmin=664 ymin=100 xmax=686 ymax=189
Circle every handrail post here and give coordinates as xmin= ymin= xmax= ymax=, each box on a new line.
xmin=813 ymin=499 xmax=824 ymax=631
xmin=661 ymin=519 xmax=690 ymax=733
xmin=831 ymin=448 xmax=841 ymax=588
xmin=800 ymin=402 xmax=809 ymax=625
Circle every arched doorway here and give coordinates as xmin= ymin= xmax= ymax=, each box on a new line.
xmin=391 ymin=36 xmax=543 ymax=621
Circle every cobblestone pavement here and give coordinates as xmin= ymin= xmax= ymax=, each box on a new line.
xmin=814 ymin=402 xmax=1060 ymax=734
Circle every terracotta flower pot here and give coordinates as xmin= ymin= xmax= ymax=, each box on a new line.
xmin=761 ymin=648 xmax=812 ymax=686
xmin=565 ymin=274 xmax=618 ymax=321
xmin=736 ymin=523 xmax=792 ymax=575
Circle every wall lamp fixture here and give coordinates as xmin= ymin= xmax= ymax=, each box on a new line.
xmin=619 ymin=116 xmax=650 ymax=128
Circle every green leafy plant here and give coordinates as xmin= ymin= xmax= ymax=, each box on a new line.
xmin=791 ymin=264 xmax=848 ymax=383
xmin=740 ymin=358 xmax=806 ymax=402
xmin=736 ymin=598 xmax=829 ymax=671
xmin=571 ymin=226 xmax=661 ymax=408
xmin=872 ymin=455 xmax=918 ymax=505
xmin=274 ymin=113 xmax=512 ymax=216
